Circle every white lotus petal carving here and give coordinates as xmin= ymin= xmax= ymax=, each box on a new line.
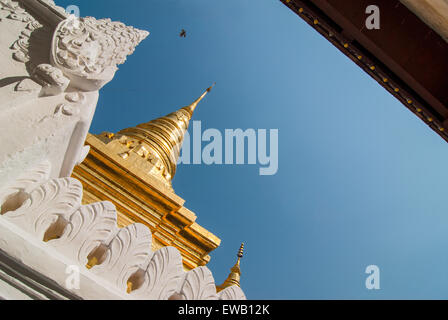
xmin=132 ymin=246 xmax=184 ymax=300
xmin=0 ymin=170 xmax=247 ymax=300
xmin=50 ymin=201 xmax=118 ymax=265
xmin=0 ymin=160 xmax=51 ymax=204
xmin=218 ymin=285 xmax=247 ymax=300
xmin=4 ymin=177 xmax=82 ymax=239
xmin=91 ymin=223 xmax=152 ymax=292
xmin=178 ymin=266 xmax=218 ymax=300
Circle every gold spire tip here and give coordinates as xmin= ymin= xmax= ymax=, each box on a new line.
xmin=207 ymin=82 xmax=216 ymax=92
xmin=186 ymin=83 xmax=216 ymax=114
xmin=237 ymin=243 xmax=244 ymax=259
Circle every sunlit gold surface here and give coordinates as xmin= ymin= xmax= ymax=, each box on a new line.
xmin=71 ymin=87 xmax=220 ymax=270
xmin=118 ymin=84 xmax=214 ymax=189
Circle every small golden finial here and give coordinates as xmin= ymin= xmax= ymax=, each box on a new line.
xmin=185 ymin=82 xmax=216 ymax=114
xmin=237 ymin=242 xmax=244 ymax=259
xmin=217 ymin=243 xmax=245 ymax=292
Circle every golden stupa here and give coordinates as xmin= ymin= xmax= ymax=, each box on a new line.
xmin=72 ymin=85 xmax=220 ymax=270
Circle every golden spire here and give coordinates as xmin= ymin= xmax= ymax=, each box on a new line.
xmin=117 ymin=84 xmax=214 ymax=187
xmin=217 ymin=243 xmax=244 ymax=292
xmin=185 ymin=82 xmax=215 ymax=114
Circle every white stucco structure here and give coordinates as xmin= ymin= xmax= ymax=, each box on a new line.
xmin=0 ymin=0 xmax=246 ymax=300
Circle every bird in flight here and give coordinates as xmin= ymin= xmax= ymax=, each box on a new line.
xmin=179 ymin=29 xmax=187 ymax=38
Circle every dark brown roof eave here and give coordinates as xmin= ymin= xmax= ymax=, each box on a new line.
xmin=281 ymin=0 xmax=448 ymax=142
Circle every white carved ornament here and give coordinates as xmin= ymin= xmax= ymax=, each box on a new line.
xmin=50 ymin=16 xmax=149 ymax=91
xmin=0 ymin=0 xmax=44 ymax=63
xmin=218 ymin=285 xmax=247 ymax=300
xmin=0 ymin=161 xmax=246 ymax=300
xmin=0 ymin=2 xmax=244 ymax=301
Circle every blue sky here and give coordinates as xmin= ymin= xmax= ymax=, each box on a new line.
xmin=58 ymin=0 xmax=448 ymax=299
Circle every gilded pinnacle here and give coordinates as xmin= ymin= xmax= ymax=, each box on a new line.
xmin=185 ymin=82 xmax=215 ymax=114
xmin=117 ymin=85 xmax=214 ymax=188
xmin=237 ymin=242 xmax=244 ymax=258
xmin=217 ymin=243 xmax=245 ymax=292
